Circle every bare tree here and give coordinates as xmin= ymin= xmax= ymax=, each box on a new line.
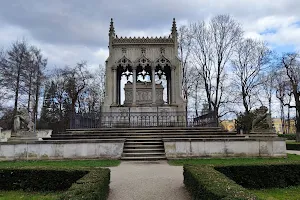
xmin=279 ymin=53 xmax=300 ymax=141
xmin=191 ymin=15 xmax=243 ymax=123
xmin=231 ymin=39 xmax=271 ymax=114
xmin=63 ymin=61 xmax=93 ymax=113
xmin=0 ymin=40 xmax=30 ymax=121
xmin=178 ymin=25 xmax=193 ymax=102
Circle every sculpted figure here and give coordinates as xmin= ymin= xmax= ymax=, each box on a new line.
xmin=251 ymin=106 xmax=273 ymax=132
xmin=13 ymin=108 xmax=34 ymax=132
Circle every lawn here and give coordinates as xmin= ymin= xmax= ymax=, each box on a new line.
xmin=252 ymin=185 xmax=300 ymax=200
xmin=0 ymin=159 xmax=120 ymax=169
xmin=168 ymin=153 xmax=300 ymax=166
xmin=0 ymin=190 xmax=59 ymax=200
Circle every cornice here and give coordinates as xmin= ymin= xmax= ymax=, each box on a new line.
xmin=112 ymin=36 xmax=175 ymax=45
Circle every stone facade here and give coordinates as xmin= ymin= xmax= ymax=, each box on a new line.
xmin=102 ymin=18 xmax=186 ymax=113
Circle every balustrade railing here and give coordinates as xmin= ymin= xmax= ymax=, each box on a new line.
xmin=69 ymin=111 xmax=217 ymax=129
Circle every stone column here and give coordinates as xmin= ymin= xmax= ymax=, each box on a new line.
xmin=171 ymin=66 xmax=176 ymax=104
xmin=151 ymin=65 xmax=156 ymax=105
xmin=132 ymin=65 xmax=137 ymax=106
xmin=112 ymin=66 xmax=117 ymax=105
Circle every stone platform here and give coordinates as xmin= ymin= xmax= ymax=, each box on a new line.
xmin=0 ymin=127 xmax=286 ymax=160
xmin=48 ymin=127 xmax=286 ymax=160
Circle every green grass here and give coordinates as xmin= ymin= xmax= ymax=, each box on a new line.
xmin=0 ymin=190 xmax=59 ymax=200
xmin=286 ymin=140 xmax=300 ymax=144
xmin=168 ymin=154 xmax=300 ymax=166
xmin=0 ymin=159 xmax=120 ymax=169
xmin=251 ymin=185 xmax=300 ymax=200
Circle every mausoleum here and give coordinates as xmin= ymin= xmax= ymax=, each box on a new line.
xmin=101 ymin=18 xmax=186 ymax=126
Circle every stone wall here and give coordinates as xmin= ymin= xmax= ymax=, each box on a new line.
xmin=163 ymin=138 xmax=286 ymax=158
xmin=0 ymin=139 xmax=124 ymax=160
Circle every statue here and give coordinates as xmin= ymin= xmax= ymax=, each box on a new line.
xmin=13 ymin=108 xmax=34 ymax=133
xmin=251 ymin=106 xmax=274 ymax=133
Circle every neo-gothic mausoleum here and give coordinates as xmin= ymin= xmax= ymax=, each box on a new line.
xmin=102 ymin=18 xmax=186 ymax=117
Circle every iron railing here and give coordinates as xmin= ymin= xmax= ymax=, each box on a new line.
xmin=70 ymin=111 xmax=217 ymax=129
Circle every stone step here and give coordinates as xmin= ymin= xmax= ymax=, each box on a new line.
xmin=123 ymin=148 xmax=165 ymax=152
xmin=122 ymin=152 xmax=166 ymax=156
xmin=121 ymin=156 xmax=166 ymax=160
xmin=125 ymin=145 xmax=164 ymax=148
xmin=66 ymin=127 xmax=222 ymax=132
xmin=64 ymin=130 xmax=227 ymax=135
xmin=50 ymin=134 xmax=240 ymax=139
xmin=125 ymin=141 xmax=163 ymax=145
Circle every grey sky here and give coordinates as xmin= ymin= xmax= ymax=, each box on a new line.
xmin=0 ymin=0 xmax=300 ymax=71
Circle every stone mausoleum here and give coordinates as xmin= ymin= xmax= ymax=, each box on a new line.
xmin=102 ymin=18 xmax=186 ymax=117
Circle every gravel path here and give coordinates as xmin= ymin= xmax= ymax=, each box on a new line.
xmin=108 ymin=161 xmax=191 ymax=200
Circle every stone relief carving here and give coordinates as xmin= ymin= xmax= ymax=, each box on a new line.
xmin=124 ymin=82 xmax=164 ymax=106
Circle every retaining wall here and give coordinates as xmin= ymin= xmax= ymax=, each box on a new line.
xmin=0 ymin=139 xmax=124 ymax=160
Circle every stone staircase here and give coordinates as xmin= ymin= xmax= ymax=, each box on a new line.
xmin=122 ymin=137 xmax=166 ymax=160
xmin=44 ymin=127 xmax=247 ymax=160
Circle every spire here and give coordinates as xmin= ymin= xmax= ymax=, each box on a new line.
xmin=171 ymin=18 xmax=177 ymax=35
xmin=109 ymin=18 xmax=115 ymax=37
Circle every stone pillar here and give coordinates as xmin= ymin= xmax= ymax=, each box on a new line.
xmin=171 ymin=66 xmax=176 ymax=104
xmin=132 ymin=66 xmax=137 ymax=106
xmin=151 ymin=65 xmax=156 ymax=105
xmin=112 ymin=66 xmax=117 ymax=105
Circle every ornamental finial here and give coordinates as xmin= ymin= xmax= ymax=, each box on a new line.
xmin=109 ymin=18 xmax=115 ymax=37
xmin=171 ymin=18 xmax=177 ymax=35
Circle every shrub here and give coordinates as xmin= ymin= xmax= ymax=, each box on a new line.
xmin=59 ymin=168 xmax=110 ymax=200
xmin=0 ymin=169 xmax=87 ymax=191
xmin=0 ymin=168 xmax=111 ymax=200
xmin=278 ymin=134 xmax=296 ymax=140
xmin=183 ymin=165 xmax=257 ymax=200
xmin=287 ymin=143 xmax=300 ymax=150
xmin=216 ymin=164 xmax=300 ymax=189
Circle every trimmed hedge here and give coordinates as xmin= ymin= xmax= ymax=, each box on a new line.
xmin=0 ymin=169 xmax=87 ymax=191
xmin=0 ymin=168 xmax=111 ymax=200
xmin=216 ymin=164 xmax=300 ymax=189
xmin=287 ymin=143 xmax=300 ymax=150
xmin=59 ymin=168 xmax=110 ymax=200
xmin=278 ymin=134 xmax=296 ymax=140
xmin=183 ymin=165 xmax=257 ymax=200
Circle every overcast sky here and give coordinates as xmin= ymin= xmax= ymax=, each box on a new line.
xmin=0 ymin=0 xmax=300 ymax=72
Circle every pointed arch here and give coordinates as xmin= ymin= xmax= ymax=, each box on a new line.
xmin=134 ymin=54 xmax=152 ymax=69
xmin=116 ymin=55 xmax=132 ymax=70
xmin=155 ymin=54 xmax=171 ymax=70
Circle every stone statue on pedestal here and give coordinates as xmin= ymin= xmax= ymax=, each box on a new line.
xmin=251 ymin=106 xmax=274 ymax=133
xmin=10 ymin=108 xmax=36 ymax=141
xmin=13 ymin=108 xmax=34 ymax=132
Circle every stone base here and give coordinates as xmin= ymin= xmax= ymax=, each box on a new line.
xmin=0 ymin=139 xmax=125 ymax=160
xmin=163 ymin=138 xmax=286 ymax=158
xmin=9 ymin=131 xmax=38 ymax=142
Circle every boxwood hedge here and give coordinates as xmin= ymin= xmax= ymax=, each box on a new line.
xmin=0 ymin=169 xmax=88 ymax=191
xmin=216 ymin=164 xmax=300 ymax=189
xmin=278 ymin=134 xmax=296 ymax=140
xmin=286 ymin=143 xmax=300 ymax=150
xmin=184 ymin=163 xmax=300 ymax=200
xmin=59 ymin=168 xmax=110 ymax=200
xmin=0 ymin=167 xmax=110 ymax=200
xmin=183 ymin=165 xmax=257 ymax=200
